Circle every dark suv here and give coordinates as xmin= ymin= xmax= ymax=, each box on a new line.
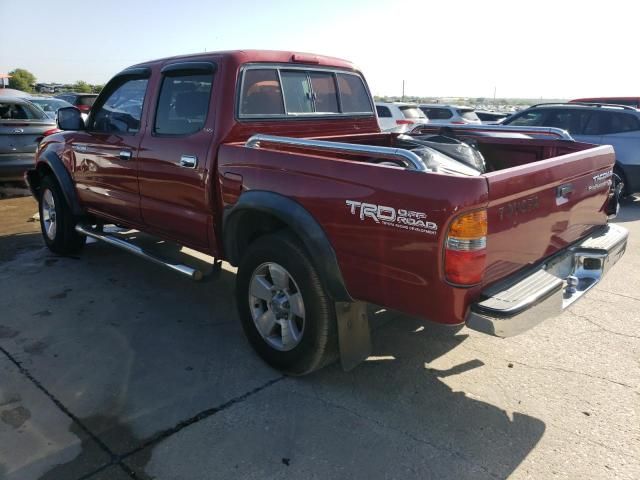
xmin=502 ymin=103 xmax=640 ymax=194
xmin=55 ymin=93 xmax=98 ymax=114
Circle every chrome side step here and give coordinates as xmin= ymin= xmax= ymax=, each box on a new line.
xmin=75 ymin=225 xmax=203 ymax=281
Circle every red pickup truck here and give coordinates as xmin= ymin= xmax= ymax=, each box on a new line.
xmin=26 ymin=50 xmax=627 ymax=375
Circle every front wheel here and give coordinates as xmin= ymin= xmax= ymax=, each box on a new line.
xmin=236 ymin=231 xmax=338 ymax=375
xmin=38 ymin=176 xmax=85 ymax=255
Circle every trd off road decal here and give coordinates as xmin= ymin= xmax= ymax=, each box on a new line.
xmin=345 ymin=200 xmax=438 ymax=235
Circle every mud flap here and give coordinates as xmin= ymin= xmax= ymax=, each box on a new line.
xmin=335 ymin=301 xmax=371 ymax=371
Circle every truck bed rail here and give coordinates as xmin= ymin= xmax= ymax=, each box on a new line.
xmin=408 ymin=124 xmax=575 ymax=140
xmin=245 ymin=134 xmax=429 ymax=172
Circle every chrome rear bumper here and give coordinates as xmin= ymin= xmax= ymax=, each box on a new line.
xmin=466 ymin=223 xmax=628 ymax=337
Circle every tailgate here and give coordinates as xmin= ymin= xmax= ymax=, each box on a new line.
xmin=482 ymin=145 xmax=614 ymax=286
xmin=0 ymin=120 xmax=54 ymax=155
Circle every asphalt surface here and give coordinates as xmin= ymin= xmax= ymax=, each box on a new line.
xmin=0 ymin=188 xmax=638 ymax=480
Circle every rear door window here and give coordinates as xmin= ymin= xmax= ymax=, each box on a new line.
xmin=608 ymin=112 xmax=640 ymax=133
xmin=584 ymin=111 xmax=640 ymax=135
xmin=423 ymin=107 xmax=452 ymax=120
xmin=154 ymin=73 xmax=213 ymax=135
xmin=399 ymin=106 xmax=426 ymax=119
xmin=506 ymin=109 xmax=546 ymax=126
xmin=376 ymin=106 xmax=391 ymax=118
xmin=545 ymin=109 xmax=591 ymax=134
xmin=458 ymin=109 xmax=479 ymax=121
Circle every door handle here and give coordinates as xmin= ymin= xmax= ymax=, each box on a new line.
xmin=180 ymin=155 xmax=198 ymax=168
xmin=119 ymin=150 xmax=132 ymax=161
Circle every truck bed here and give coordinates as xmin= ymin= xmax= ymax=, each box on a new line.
xmin=218 ymin=131 xmax=614 ymax=325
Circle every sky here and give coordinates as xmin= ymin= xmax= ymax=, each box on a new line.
xmin=1 ymin=0 xmax=639 ymax=99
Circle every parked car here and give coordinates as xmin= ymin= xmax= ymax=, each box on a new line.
xmin=55 ymin=92 xmax=98 ymax=115
xmin=419 ymin=104 xmax=481 ymax=125
xmin=475 ymin=110 xmax=510 ymax=124
xmin=570 ymin=97 xmax=640 ymax=109
xmin=502 ymin=102 xmax=640 ymax=194
xmin=0 ymin=98 xmax=57 ymax=180
xmin=375 ymin=102 xmax=428 ymax=132
xmin=25 ymin=96 xmax=74 ymax=119
xmin=26 ymin=50 xmax=626 ymax=375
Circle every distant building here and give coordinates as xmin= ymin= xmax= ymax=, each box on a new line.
xmin=0 ymin=73 xmax=11 ymax=88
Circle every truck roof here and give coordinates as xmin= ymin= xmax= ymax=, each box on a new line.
xmin=131 ymin=49 xmax=357 ymax=71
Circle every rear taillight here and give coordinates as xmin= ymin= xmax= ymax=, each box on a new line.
xmin=396 ymin=119 xmax=414 ymax=125
xmin=43 ymin=128 xmax=60 ymax=137
xmin=77 ymin=105 xmax=90 ymax=112
xmin=444 ymin=209 xmax=487 ymax=285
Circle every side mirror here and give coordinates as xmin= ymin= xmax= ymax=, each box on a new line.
xmin=57 ymin=107 xmax=85 ymax=131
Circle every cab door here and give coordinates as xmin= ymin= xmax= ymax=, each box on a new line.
xmin=137 ymin=61 xmax=216 ymax=251
xmin=71 ymin=71 xmax=150 ymax=224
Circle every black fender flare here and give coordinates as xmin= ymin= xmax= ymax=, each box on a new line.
xmin=26 ymin=150 xmax=83 ymax=216
xmin=223 ymin=191 xmax=352 ymax=302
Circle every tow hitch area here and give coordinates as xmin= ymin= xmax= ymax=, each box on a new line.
xmin=467 ymin=224 xmax=628 ymax=337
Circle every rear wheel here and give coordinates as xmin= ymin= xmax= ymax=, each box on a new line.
xmin=38 ymin=176 xmax=85 ymax=255
xmin=236 ymin=231 xmax=338 ymax=375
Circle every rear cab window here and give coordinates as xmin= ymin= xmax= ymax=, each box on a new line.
xmin=238 ymin=65 xmax=373 ymax=118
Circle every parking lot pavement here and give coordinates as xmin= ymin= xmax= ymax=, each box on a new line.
xmin=0 ymin=194 xmax=638 ymax=480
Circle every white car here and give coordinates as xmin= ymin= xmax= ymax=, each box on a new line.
xmin=375 ymin=102 xmax=428 ymax=132
xmin=418 ymin=104 xmax=481 ymax=125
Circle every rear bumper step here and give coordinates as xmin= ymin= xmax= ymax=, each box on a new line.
xmin=75 ymin=225 xmax=204 ymax=281
xmin=467 ymin=223 xmax=628 ymax=337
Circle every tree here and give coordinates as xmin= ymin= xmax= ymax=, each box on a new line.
xmin=73 ymin=80 xmax=93 ymax=93
xmin=92 ymin=84 xmax=104 ymax=94
xmin=8 ymin=68 xmax=36 ymax=92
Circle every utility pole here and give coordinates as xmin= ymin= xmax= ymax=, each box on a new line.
xmin=402 ymin=80 xmax=405 ymax=102
xmin=493 ymin=86 xmax=496 ymax=105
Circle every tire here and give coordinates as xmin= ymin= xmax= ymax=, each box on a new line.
xmin=38 ymin=175 xmax=86 ymax=255
xmin=613 ymin=165 xmax=628 ymax=198
xmin=236 ymin=231 xmax=338 ymax=375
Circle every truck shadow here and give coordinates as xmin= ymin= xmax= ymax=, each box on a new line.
xmin=295 ymin=311 xmax=546 ymax=479
xmin=0 ymin=239 xmax=544 ymax=480
xmin=614 ymin=194 xmax=640 ymax=223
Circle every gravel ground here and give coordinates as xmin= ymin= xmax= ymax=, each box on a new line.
xmin=0 ymin=194 xmax=638 ymax=480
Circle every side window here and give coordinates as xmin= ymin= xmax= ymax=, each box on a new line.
xmin=240 ymin=69 xmax=284 ymax=116
xmin=91 ymin=78 xmax=148 ymax=134
xmin=376 ymin=106 xmax=391 ymax=118
xmin=309 ymin=72 xmax=339 ymax=113
xmin=336 ymin=73 xmax=372 ymax=113
xmin=507 ymin=110 xmax=545 ymax=126
xmin=280 ymin=71 xmax=313 ymax=113
xmin=154 ymin=73 xmax=213 ymax=135
xmin=609 ymin=112 xmax=640 ymax=134
xmin=424 ymin=108 xmax=452 ymax=120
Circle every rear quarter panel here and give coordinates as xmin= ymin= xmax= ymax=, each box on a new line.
xmin=218 ymin=144 xmax=489 ymax=325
